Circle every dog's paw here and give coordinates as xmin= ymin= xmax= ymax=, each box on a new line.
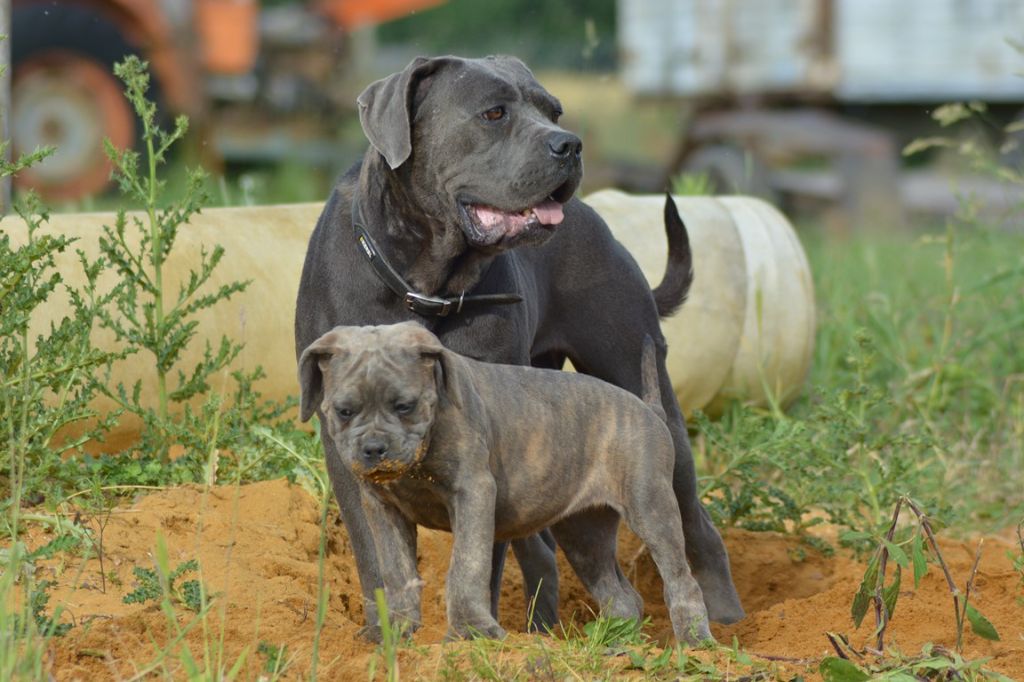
xmin=693 ymin=563 xmax=745 ymax=625
xmin=357 ymin=624 xmax=383 ymax=644
xmin=358 ymin=618 xmax=419 ymax=644
xmin=676 ymin=617 xmax=715 ymax=648
xmin=445 ymin=619 xmax=507 ymax=641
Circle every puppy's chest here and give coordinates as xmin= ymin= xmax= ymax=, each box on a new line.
xmin=374 ymin=472 xmax=454 ymax=532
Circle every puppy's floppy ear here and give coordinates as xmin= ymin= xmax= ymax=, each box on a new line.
xmin=391 ymin=321 xmax=463 ymax=409
xmin=297 ymin=329 xmax=347 ymax=422
xmin=422 ymin=346 xmax=463 ymax=410
xmin=356 ymin=56 xmax=458 ymax=170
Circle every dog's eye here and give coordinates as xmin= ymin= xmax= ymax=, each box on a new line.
xmin=394 ymin=400 xmax=417 ymax=416
xmin=336 ymin=406 xmax=356 ymax=419
xmin=481 ymin=106 xmax=505 ymax=122
xmin=552 ymin=108 xmax=563 ymax=123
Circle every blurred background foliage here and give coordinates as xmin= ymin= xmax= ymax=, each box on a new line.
xmin=377 ymin=0 xmax=616 ymax=71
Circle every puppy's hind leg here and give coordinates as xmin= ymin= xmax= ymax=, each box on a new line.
xmin=552 ymin=508 xmax=643 ymax=621
xmin=622 ymin=477 xmax=712 ymax=646
xmin=567 ymin=338 xmax=744 ymax=624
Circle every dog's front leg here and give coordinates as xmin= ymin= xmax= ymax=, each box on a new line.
xmin=359 ymin=486 xmax=422 ymax=641
xmin=447 ymin=472 xmax=506 ymax=640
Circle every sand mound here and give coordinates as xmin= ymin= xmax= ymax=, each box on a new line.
xmin=24 ymin=479 xmax=1023 ymax=679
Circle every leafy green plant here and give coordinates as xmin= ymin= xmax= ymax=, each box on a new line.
xmin=123 ymin=558 xmax=205 ymax=613
xmin=121 ymin=534 xmax=255 ymax=681
xmin=257 ymin=641 xmax=290 ymax=675
xmin=21 ymin=580 xmax=72 ymax=638
xmin=1 ymin=84 xmax=126 ymax=678
xmin=848 ymin=496 xmax=998 ymax=657
xmin=2 ymin=188 xmax=124 ymax=503
xmin=831 ymin=493 xmax=999 ymax=679
xmin=96 ymin=55 xmax=248 ymax=461
xmin=2 ymin=560 xmax=71 ymax=679
xmin=820 ymin=641 xmax=1013 ymax=682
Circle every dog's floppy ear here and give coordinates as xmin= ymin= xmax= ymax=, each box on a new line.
xmin=391 ymin=321 xmax=463 ymax=409
xmin=423 ymin=346 xmax=462 ymax=410
xmin=356 ymin=56 xmax=457 ymax=170
xmin=297 ymin=329 xmax=347 ymax=422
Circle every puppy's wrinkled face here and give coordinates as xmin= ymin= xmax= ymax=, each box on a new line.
xmin=320 ymin=345 xmax=438 ymax=484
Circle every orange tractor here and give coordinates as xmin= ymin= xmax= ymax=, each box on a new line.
xmin=9 ymin=0 xmax=441 ymax=200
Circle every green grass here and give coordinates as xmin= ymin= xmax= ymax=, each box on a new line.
xmin=691 ymin=202 xmax=1024 ymax=546
xmin=840 ymin=223 xmax=1017 ymax=526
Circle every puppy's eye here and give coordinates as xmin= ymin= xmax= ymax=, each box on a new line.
xmin=394 ymin=400 xmax=417 ymax=416
xmin=336 ymin=406 xmax=355 ymax=419
xmin=481 ymin=106 xmax=505 ymax=122
xmin=552 ymin=108 xmax=563 ymax=123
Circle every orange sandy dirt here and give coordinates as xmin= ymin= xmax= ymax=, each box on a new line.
xmin=25 ymin=479 xmax=1024 ymax=680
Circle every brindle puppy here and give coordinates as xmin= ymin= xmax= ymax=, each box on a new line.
xmin=299 ymin=322 xmax=713 ymax=644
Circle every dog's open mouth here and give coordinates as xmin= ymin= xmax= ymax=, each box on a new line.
xmin=471 ymin=198 xmax=564 ymax=231
xmin=460 ymin=196 xmax=566 ymax=245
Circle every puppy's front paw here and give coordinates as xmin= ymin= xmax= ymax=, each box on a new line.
xmin=358 ymin=617 xmax=419 ymax=644
xmin=446 ymin=618 xmax=507 ymax=641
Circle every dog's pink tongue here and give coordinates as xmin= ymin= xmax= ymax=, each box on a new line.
xmin=532 ymin=200 xmax=564 ymax=226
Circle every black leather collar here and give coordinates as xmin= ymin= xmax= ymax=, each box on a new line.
xmin=352 ymin=198 xmax=522 ymax=317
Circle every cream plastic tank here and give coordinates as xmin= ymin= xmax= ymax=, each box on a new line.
xmin=584 ymin=190 xmax=816 ymax=416
xmin=3 ymin=192 xmax=814 ymax=448
xmin=3 ymin=204 xmax=319 ymax=451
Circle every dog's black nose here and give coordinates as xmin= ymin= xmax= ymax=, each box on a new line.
xmin=361 ymin=439 xmax=388 ymax=462
xmin=547 ymin=132 xmax=582 ymax=160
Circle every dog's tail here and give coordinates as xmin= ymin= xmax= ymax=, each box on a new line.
xmin=640 ymin=335 xmax=667 ymax=423
xmin=652 ymin=194 xmax=694 ymax=319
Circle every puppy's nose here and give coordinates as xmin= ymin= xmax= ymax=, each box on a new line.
xmin=361 ymin=439 xmax=388 ymax=463
xmin=547 ymin=132 xmax=582 ymax=160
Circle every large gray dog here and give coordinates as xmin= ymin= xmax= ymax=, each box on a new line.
xmin=294 ymin=55 xmax=743 ymax=637
xmin=299 ymin=322 xmax=712 ymax=644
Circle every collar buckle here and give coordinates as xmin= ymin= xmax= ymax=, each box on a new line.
xmin=405 ymin=292 xmax=452 ymax=317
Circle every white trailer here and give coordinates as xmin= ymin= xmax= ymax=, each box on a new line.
xmin=618 ymin=0 xmax=1024 ymax=220
xmin=620 ymin=0 xmax=1024 ymax=102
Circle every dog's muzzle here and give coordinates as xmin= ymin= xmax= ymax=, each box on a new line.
xmin=353 ymin=437 xmax=430 ymax=484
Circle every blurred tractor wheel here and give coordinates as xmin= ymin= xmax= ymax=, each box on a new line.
xmin=12 ymin=4 xmax=156 ymax=201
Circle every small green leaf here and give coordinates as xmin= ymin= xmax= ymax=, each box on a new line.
xmin=911 ymin=533 xmax=928 ymax=588
xmin=626 ymin=650 xmax=646 ymax=670
xmin=882 ymin=539 xmax=910 ymax=569
xmin=852 ymin=552 xmax=880 ymax=627
xmin=882 ymin=566 xmax=902 ymax=619
xmin=851 ymin=586 xmax=870 ymax=629
xmin=965 ymin=604 xmax=1000 ymax=641
xmin=819 ymin=656 xmax=870 ymax=682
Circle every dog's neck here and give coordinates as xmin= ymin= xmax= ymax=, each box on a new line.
xmin=357 ymin=154 xmax=494 ymax=298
